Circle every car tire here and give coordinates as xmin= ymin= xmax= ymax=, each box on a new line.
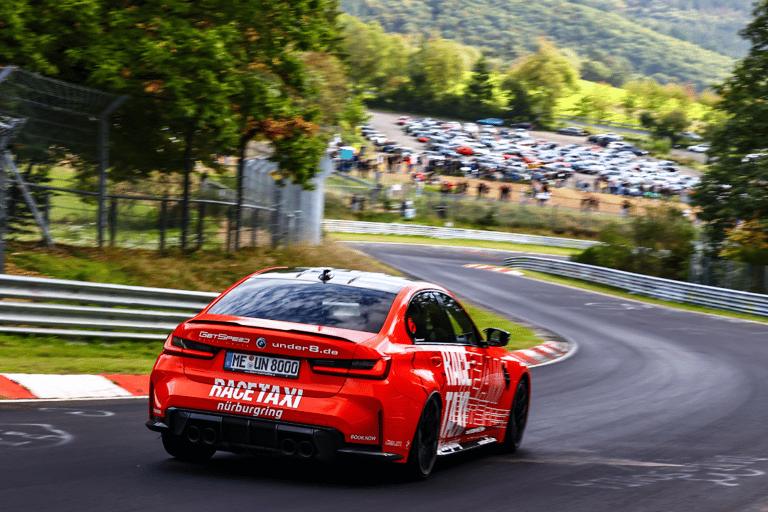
xmin=405 ymin=395 xmax=441 ymax=480
xmin=498 ymin=378 xmax=529 ymax=453
xmin=161 ymin=432 xmax=216 ymax=463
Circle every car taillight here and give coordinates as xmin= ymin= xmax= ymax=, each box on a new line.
xmin=309 ymin=357 xmax=391 ymax=380
xmin=162 ymin=335 xmax=220 ymax=359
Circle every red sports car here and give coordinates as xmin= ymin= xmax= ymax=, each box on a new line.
xmin=146 ymin=268 xmax=530 ymax=479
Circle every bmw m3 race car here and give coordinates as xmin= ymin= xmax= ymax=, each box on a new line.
xmin=146 ymin=267 xmax=530 ymax=478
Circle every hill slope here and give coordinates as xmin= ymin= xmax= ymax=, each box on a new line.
xmin=340 ymin=0 xmax=744 ymax=89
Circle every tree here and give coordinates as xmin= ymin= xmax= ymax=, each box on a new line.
xmin=0 ymin=0 xmax=341 ymax=188
xmin=504 ymin=79 xmax=534 ymax=123
xmin=637 ymin=109 xmax=690 ymax=145
xmin=502 ymin=41 xmax=578 ymax=127
xmin=692 ymin=0 xmax=768 ymax=254
xmin=465 ymin=54 xmax=494 ymax=106
xmin=580 ymin=60 xmax=611 ymax=83
xmin=572 ymin=206 xmax=696 ymax=281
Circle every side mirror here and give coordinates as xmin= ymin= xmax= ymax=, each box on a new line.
xmin=483 ymin=327 xmax=510 ymax=347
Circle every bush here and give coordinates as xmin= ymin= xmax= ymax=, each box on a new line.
xmin=571 ymin=206 xmax=695 ymax=281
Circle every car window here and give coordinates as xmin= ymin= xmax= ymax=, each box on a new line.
xmin=206 ymin=278 xmax=397 ymax=333
xmin=435 ymin=293 xmax=480 ymax=346
xmin=405 ymin=292 xmax=455 ymax=344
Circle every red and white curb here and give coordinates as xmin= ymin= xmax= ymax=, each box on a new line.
xmin=508 ymin=340 xmax=574 ymax=367
xmin=464 ymin=263 xmax=525 ymax=276
xmin=0 ymin=374 xmax=149 ymax=401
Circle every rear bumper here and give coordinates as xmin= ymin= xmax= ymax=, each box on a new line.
xmin=147 ymin=408 xmax=402 ymax=462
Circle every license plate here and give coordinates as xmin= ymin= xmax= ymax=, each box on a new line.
xmin=224 ymin=352 xmax=300 ymax=379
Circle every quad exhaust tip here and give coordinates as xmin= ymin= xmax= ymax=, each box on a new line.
xmin=186 ymin=426 xmax=201 ymax=443
xmin=281 ymin=439 xmax=297 ymax=456
xmin=298 ymin=441 xmax=314 ymax=458
xmin=202 ymin=428 xmax=217 ymax=445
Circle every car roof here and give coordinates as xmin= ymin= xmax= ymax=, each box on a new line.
xmin=255 ymin=267 xmax=415 ymax=294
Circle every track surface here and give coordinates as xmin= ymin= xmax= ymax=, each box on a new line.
xmin=2 ymin=244 xmax=768 ymax=512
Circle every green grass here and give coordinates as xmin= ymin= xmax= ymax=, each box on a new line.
xmin=512 ymin=269 xmax=768 ymax=324
xmin=462 ymin=303 xmax=540 ymax=352
xmin=0 ymin=334 xmax=163 ymax=374
xmin=329 ymin=232 xmax=582 ymax=257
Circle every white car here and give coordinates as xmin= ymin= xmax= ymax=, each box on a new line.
xmin=687 ymin=144 xmax=710 ymax=153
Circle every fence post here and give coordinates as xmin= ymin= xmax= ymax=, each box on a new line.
xmin=97 ymin=95 xmax=127 ymax=248
xmin=226 ymin=205 xmax=233 ymax=251
xmin=197 ymin=201 xmax=205 ymax=250
xmin=43 ymin=191 xmax=50 ymax=225
xmin=159 ymin=199 xmax=167 ymax=250
xmin=271 ymin=186 xmax=282 ymax=248
xmin=250 ymin=207 xmax=257 ymax=246
xmin=109 ymin=197 xmax=117 ymax=246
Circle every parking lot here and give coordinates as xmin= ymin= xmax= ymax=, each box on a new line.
xmin=357 ymin=111 xmax=699 ymax=215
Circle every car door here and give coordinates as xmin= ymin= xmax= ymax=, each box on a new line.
xmin=434 ymin=292 xmax=508 ymax=435
xmin=405 ymin=291 xmax=489 ymax=443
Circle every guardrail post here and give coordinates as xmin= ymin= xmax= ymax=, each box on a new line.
xmin=0 ymin=160 xmax=5 ymax=273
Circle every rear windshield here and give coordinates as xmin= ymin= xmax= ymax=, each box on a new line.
xmin=207 ymin=278 xmax=397 ymax=333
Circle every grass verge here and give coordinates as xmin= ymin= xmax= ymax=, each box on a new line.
xmin=328 ymin=233 xmax=582 ymax=257
xmin=0 ymin=239 xmax=542 ymax=374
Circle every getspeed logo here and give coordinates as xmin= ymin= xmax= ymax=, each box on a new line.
xmin=199 ymin=331 xmax=250 ymax=343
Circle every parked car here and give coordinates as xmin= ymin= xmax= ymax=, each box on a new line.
xmin=678 ymin=131 xmax=703 ymax=141
xmin=557 ymin=126 xmax=588 ymax=136
xmin=687 ymin=144 xmax=710 ymax=153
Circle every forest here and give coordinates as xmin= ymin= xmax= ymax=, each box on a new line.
xmin=339 ymin=0 xmax=748 ymax=90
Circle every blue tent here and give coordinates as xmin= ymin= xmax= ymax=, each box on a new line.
xmin=477 ymin=118 xmax=504 ymax=126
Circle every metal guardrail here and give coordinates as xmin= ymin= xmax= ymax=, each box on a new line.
xmin=0 ymin=274 xmax=219 ymax=340
xmin=323 ymin=219 xmax=600 ymax=250
xmin=556 ymin=115 xmax=648 ymax=131
xmin=505 ymin=255 xmax=768 ymax=317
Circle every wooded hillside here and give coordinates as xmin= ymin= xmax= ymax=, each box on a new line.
xmin=340 ymin=0 xmax=747 ymax=89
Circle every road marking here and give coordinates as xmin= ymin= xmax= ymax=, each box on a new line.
xmin=0 ymin=423 xmax=72 ymax=449
xmin=38 ymin=407 xmax=114 ymax=418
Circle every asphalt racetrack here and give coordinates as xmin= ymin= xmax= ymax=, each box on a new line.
xmin=1 ymin=243 xmax=767 ymax=512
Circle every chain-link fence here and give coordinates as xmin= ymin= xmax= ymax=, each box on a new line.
xmin=16 ymin=156 xmax=332 ymax=251
xmin=0 ymin=67 xmax=331 ymax=257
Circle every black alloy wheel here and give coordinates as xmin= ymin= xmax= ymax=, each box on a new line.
xmin=499 ymin=378 xmax=529 ymax=453
xmin=406 ymin=396 xmax=441 ymax=479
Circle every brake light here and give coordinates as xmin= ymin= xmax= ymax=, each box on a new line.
xmin=309 ymin=357 xmax=391 ymax=380
xmin=162 ymin=335 xmax=220 ymax=359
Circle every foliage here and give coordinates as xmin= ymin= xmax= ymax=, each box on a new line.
xmin=693 ymin=0 xmax=768 ymax=255
xmin=338 ymin=0 xmax=736 ymax=90
xmin=572 ymin=205 xmax=696 ymax=281
xmin=641 ymin=109 xmax=691 ymax=145
xmin=719 ymin=218 xmax=768 ymax=265
xmin=5 ymin=164 xmax=52 ymax=240
xmin=0 ymin=0 xmax=342 ymax=188
xmin=503 ymin=41 xmax=579 ymax=127
xmin=464 ymin=55 xmax=494 ymax=106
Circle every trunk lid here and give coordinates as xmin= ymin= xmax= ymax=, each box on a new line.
xmin=179 ymin=316 xmax=373 ymax=399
